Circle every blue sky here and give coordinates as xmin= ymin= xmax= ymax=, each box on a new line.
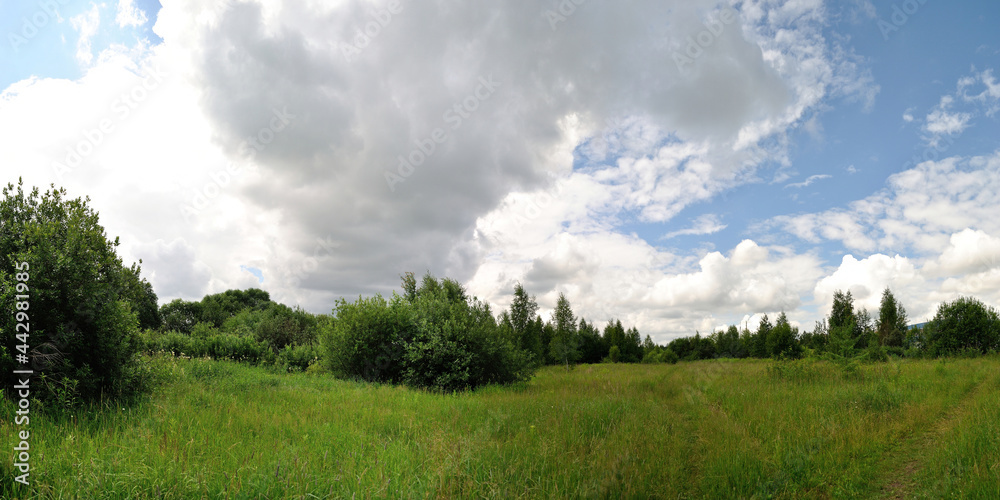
xmin=2 ymin=0 xmax=999 ymax=342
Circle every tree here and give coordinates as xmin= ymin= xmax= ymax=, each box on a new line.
xmin=876 ymin=287 xmax=908 ymax=347
xmin=549 ymin=292 xmax=580 ymax=367
xmin=159 ymin=298 xmax=203 ymax=334
xmin=642 ymin=334 xmax=655 ymax=353
xmin=321 ymin=273 xmax=534 ymax=390
xmin=578 ymin=319 xmax=608 ymax=364
xmin=623 ymin=327 xmax=643 ymax=362
xmin=925 ymin=296 xmax=1000 ymax=356
xmin=401 ymin=272 xmax=417 ymax=303
xmin=603 ymin=319 xmax=626 ymax=360
xmin=537 ymin=316 xmax=559 ymax=365
xmin=120 ymin=264 xmax=161 ymax=330
xmin=712 ymin=325 xmax=745 ymax=358
xmin=748 ymin=314 xmax=772 ymax=358
xmin=800 ymin=319 xmax=828 ymax=351
xmin=855 ymin=307 xmax=875 ymax=349
xmin=828 ymin=290 xmax=858 ymax=354
xmin=0 ymin=180 xmax=151 ymax=405
xmin=509 ymin=283 xmax=542 ymax=362
xmin=829 ymin=290 xmax=856 ymax=333
xmin=766 ymin=312 xmax=802 ymax=359
xmin=526 ymin=315 xmax=545 ymax=366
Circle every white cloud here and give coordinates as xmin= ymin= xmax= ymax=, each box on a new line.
xmin=958 ymin=68 xmax=1000 ymax=117
xmin=71 ymin=3 xmax=101 ymax=65
xmin=814 ymin=253 xmax=923 ymax=317
xmin=772 ymin=152 xmax=1000 ymax=255
xmin=767 ymin=152 xmax=1000 ymax=321
xmin=661 ymin=214 xmax=727 ymax=240
xmin=785 ymin=173 xmax=831 ymax=189
xmin=921 ymin=67 xmax=1000 ymax=146
xmin=116 ymin=0 xmax=149 ymax=28
xmin=924 ymin=95 xmax=971 ymax=138
xmin=1 ymin=0 xmax=884 ymax=341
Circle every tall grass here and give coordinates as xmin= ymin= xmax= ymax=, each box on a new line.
xmin=2 ymin=355 xmax=999 ymax=498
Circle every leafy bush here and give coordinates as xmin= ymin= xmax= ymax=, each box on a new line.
xmin=609 ymin=345 xmax=621 ymax=363
xmin=320 ymin=294 xmax=415 ymax=383
xmin=663 ymin=348 xmax=679 ymax=364
xmin=640 ymin=346 xmax=679 ymax=364
xmin=221 ymin=303 xmax=318 ymax=352
xmin=925 ymin=297 xmax=1000 ymax=356
xmin=0 ymin=181 xmax=151 ymax=406
xmin=142 ymin=330 xmax=271 ymax=364
xmin=277 ymin=343 xmax=322 ymax=372
xmin=320 ymin=274 xmax=535 ymax=391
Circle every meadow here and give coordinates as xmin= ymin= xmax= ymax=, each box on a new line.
xmin=3 ymin=355 xmax=1000 ymax=499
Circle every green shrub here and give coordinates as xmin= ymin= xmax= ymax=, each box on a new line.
xmin=320 ymin=274 xmax=535 ymax=391
xmin=925 ymin=296 xmax=1000 ymax=356
xmin=142 ymin=329 xmax=270 ymax=364
xmin=320 ymin=294 xmax=414 ymax=383
xmin=663 ymin=348 xmax=679 ymax=364
xmin=277 ymin=343 xmax=322 ymax=372
xmin=221 ymin=303 xmax=318 ymax=351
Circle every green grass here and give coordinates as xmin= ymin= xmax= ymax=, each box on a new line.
xmin=3 ymin=355 xmax=1000 ymax=498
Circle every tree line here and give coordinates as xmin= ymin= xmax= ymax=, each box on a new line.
xmin=3 ymin=180 xmax=999 ymax=409
xmin=662 ymin=288 xmax=1000 ymax=363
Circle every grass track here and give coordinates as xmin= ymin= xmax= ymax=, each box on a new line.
xmin=3 ymin=355 xmax=1000 ymax=498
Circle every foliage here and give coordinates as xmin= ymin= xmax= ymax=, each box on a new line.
xmin=276 ymin=343 xmax=322 ymax=373
xmin=319 ymin=273 xmax=534 ymax=391
xmin=0 ymin=180 xmax=151 ymax=405
xmin=159 ymin=298 xmax=203 ymax=335
xmin=767 ymin=312 xmax=802 ymax=359
xmin=577 ymin=319 xmax=608 ymax=364
xmin=549 ymin=293 xmax=580 ymax=368
xmin=320 ymin=293 xmax=414 ymax=383
xmin=608 ymin=345 xmax=621 ymax=363
xmin=509 ymin=283 xmax=541 ymax=356
xmin=877 ymin=287 xmax=908 ymax=347
xmin=141 ymin=329 xmax=272 ymax=364
xmin=925 ymin=296 xmax=1000 ymax=356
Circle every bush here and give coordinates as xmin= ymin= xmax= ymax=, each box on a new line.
xmin=319 ymin=274 xmax=536 ymax=391
xmin=222 ymin=303 xmax=318 ymax=352
xmin=277 ymin=343 xmax=322 ymax=372
xmin=1 ymin=181 xmax=151 ymax=406
xmin=663 ymin=348 xmax=679 ymax=364
xmin=142 ymin=330 xmax=270 ymax=364
xmin=609 ymin=345 xmax=621 ymax=363
xmin=925 ymin=296 xmax=1000 ymax=356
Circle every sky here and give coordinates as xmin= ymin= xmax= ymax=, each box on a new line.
xmin=2 ymin=0 xmax=999 ymax=343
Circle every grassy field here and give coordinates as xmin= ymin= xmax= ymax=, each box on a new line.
xmin=3 ymin=355 xmax=1000 ymax=498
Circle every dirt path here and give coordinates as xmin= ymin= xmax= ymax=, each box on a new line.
xmin=879 ymin=374 xmax=991 ymax=499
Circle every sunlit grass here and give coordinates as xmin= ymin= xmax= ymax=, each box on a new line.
xmin=2 ymin=355 xmax=999 ymax=498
